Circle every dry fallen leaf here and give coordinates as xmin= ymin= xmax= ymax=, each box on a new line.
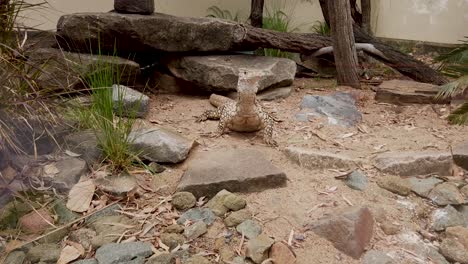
xmin=43 ymin=164 xmax=60 ymax=175
xmin=57 ymin=245 xmax=81 ymax=264
xmin=66 ymin=179 xmax=96 ymax=213
xmin=65 ymin=150 xmax=82 ymax=157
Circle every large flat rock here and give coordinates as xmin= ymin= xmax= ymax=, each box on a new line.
xmin=453 ymin=142 xmax=468 ymax=170
xmin=374 ymin=80 xmax=449 ymax=105
xmin=57 ymin=12 xmax=246 ymax=54
xmin=284 ymin=147 xmax=361 ymax=170
xmin=374 ymin=151 xmax=453 ymax=176
xmin=167 ymin=55 xmax=296 ymax=92
xmin=295 ymin=92 xmax=362 ymax=127
xmin=177 ymin=149 xmax=287 ymax=197
xmin=27 ymin=48 xmax=140 ymax=92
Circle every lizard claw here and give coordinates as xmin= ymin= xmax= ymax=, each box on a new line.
xmin=264 ymin=138 xmax=278 ymax=147
xmin=196 ymin=116 xmax=207 ymax=123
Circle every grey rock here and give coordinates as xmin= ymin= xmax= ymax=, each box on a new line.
xmin=176 ymin=208 xmax=216 ymax=225
xmin=64 ymin=130 xmax=101 ymax=166
xmin=160 ymin=233 xmax=185 ymax=250
xmin=428 ymin=182 xmax=464 ymax=206
xmin=430 ymin=205 xmax=464 ymax=231
xmin=307 ymin=207 xmax=374 ymax=259
xmin=184 ymin=221 xmax=207 ymax=240
xmin=361 ymin=250 xmax=396 ymax=264
xmin=167 ymin=55 xmax=295 ymax=92
xmin=374 ymin=80 xmax=446 ymax=105
xmin=245 ymin=234 xmax=274 ymax=264
xmin=225 ymin=209 xmax=252 ymax=227
xmin=90 ymin=215 xmax=133 ymax=248
xmin=284 ymin=147 xmax=360 ymax=170
xmin=95 ymin=242 xmax=153 ymax=264
xmin=114 ymin=0 xmax=154 ymax=14
xmin=171 ymin=192 xmax=196 ymax=210
xmin=146 ymin=253 xmax=173 ymax=264
xmin=42 ymin=157 xmax=87 ymax=192
xmin=206 ymin=189 xmax=232 ymax=216
xmin=397 ymin=232 xmax=449 ymax=264
xmin=232 ymin=257 xmax=249 ymax=264
xmin=53 ymin=199 xmax=79 ymax=224
xmin=345 ymin=170 xmax=368 ymax=191
xmin=377 ymin=176 xmax=412 ymax=196
xmin=146 ymin=250 xmax=190 ymax=264
xmin=295 ymin=92 xmax=361 ymax=127
xmin=72 ymin=259 xmax=98 ymax=264
xmin=4 ymin=251 xmax=26 ymax=264
xmin=408 ymin=177 xmax=443 ymax=197
xmin=185 ymin=255 xmax=210 ymax=264
xmin=57 ymin=13 xmax=246 ymax=54
xmin=177 ymin=149 xmax=287 ymax=198
xmin=223 ymin=193 xmax=247 ymax=211
xmin=130 ymin=127 xmax=194 ymax=163
xmin=236 ymin=220 xmax=263 ymax=239
xmin=440 ymin=238 xmax=468 ymax=264
xmin=27 ymin=243 xmax=61 ymax=263
xmin=69 ymin=228 xmax=96 ymax=251
xmin=458 ymin=205 xmax=468 ymax=227
xmin=257 ymin=86 xmax=293 ymax=101
xmin=27 ymin=48 xmax=140 ymax=92
xmin=112 ymin=85 xmax=149 ymax=118
xmin=94 ymin=172 xmax=137 ymax=196
xmin=0 ymin=200 xmax=34 ymax=229
xmin=374 ymin=151 xmax=452 ymax=176
xmin=453 ymin=142 xmax=468 ymax=170
xmin=85 ymin=204 xmax=120 ymax=223
xmin=164 ymin=224 xmax=184 ymax=234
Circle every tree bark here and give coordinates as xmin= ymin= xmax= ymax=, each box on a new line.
xmin=249 ymin=0 xmax=264 ymax=28
xmin=327 ymin=0 xmax=361 ymax=88
xmin=361 ymin=0 xmax=372 ymax=35
xmin=317 ymin=0 xmax=446 ymax=85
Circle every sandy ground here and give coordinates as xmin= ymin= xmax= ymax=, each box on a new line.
xmin=141 ymin=78 xmax=467 ymax=264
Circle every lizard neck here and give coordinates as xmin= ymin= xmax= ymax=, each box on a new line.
xmin=237 ymin=92 xmax=257 ymax=114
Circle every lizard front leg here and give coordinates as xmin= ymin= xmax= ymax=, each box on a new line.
xmin=197 ymin=109 xmax=221 ymax=122
xmin=259 ymin=110 xmax=277 ymax=146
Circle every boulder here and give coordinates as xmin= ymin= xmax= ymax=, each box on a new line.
xmin=19 ymin=208 xmax=54 ymax=234
xmin=236 ymin=220 xmax=263 ymax=239
xmin=171 ymin=192 xmax=196 ymax=211
xmin=345 ymin=170 xmax=368 ymax=191
xmin=27 ymin=48 xmax=140 ymax=92
xmin=167 ymin=55 xmax=296 ymax=92
xmin=27 ymin=243 xmax=61 ymax=263
xmin=284 ymin=147 xmax=360 ymax=170
xmin=177 ymin=149 xmax=287 ymax=198
xmin=224 ymin=209 xmax=252 ymax=227
xmin=94 ymin=242 xmax=153 ymax=264
xmin=397 ymin=232 xmax=449 ymax=264
xmin=64 ymin=130 xmax=102 ymax=166
xmin=295 ymin=92 xmax=362 ymax=127
xmin=57 ymin=12 xmax=246 ymax=54
xmin=114 ymin=0 xmax=154 ymax=14
xmin=361 ymin=250 xmax=396 ymax=264
xmin=453 ymin=142 xmax=468 ymax=170
xmin=430 ymin=205 xmax=464 ymax=231
xmin=408 ymin=176 xmax=443 ymax=198
xmin=160 ymin=233 xmax=185 ymax=250
xmin=176 ymin=208 xmax=217 ymax=226
xmin=374 ymin=151 xmax=452 ymax=176
xmin=130 ymin=127 xmax=195 ymax=163
xmin=428 ymin=182 xmax=465 ymax=206
xmin=40 ymin=157 xmax=88 ymax=192
xmin=112 ymin=85 xmax=149 ymax=118
xmin=245 ymin=234 xmax=274 ymax=264
xmin=374 ymin=80 xmax=448 ymax=105
xmin=184 ymin=221 xmax=207 ymax=240
xmin=377 ymin=176 xmax=412 ymax=196
xmin=306 ymin=206 xmax=374 ymax=259
xmin=269 ymin=242 xmax=296 ymax=264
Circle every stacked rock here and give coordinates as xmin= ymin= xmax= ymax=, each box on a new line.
xmin=114 ymin=0 xmax=154 ymax=15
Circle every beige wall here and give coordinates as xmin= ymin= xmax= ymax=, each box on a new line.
xmin=22 ymin=0 xmax=468 ymax=44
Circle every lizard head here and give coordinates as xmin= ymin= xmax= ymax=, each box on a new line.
xmin=237 ymin=69 xmax=263 ymax=94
